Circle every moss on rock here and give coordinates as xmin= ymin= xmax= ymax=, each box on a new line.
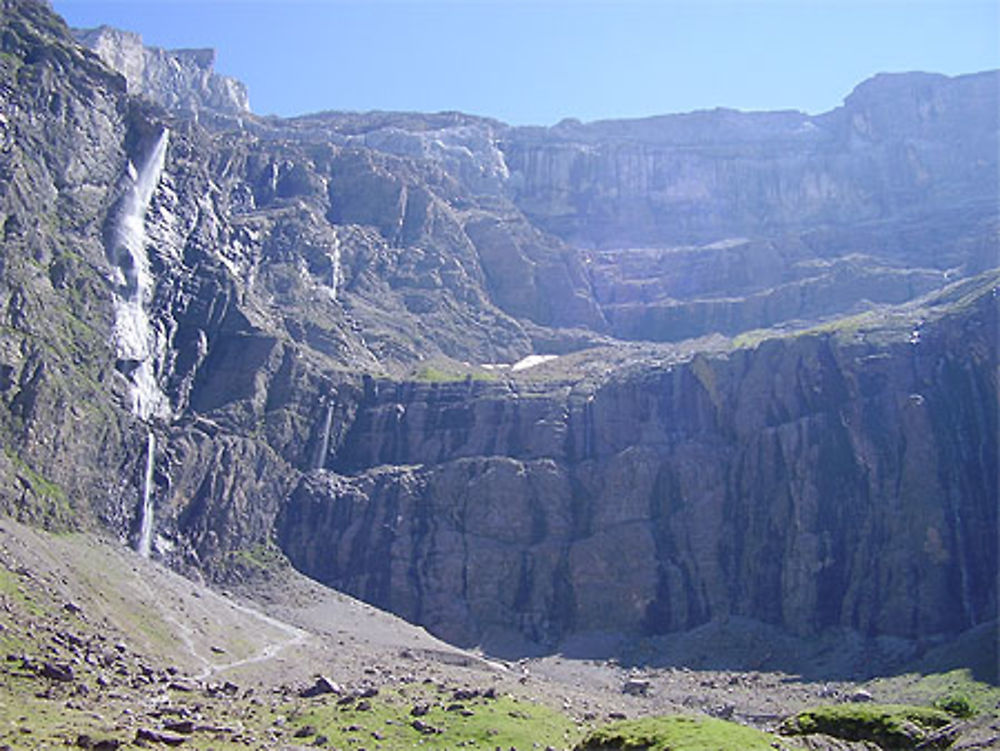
xmin=780 ymin=703 xmax=953 ymax=749
xmin=574 ymin=714 xmax=777 ymax=751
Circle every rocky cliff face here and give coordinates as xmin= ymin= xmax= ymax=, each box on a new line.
xmin=502 ymin=72 xmax=998 ymax=250
xmin=501 ymin=71 xmax=998 ymax=341
xmin=74 ymin=25 xmax=250 ymax=118
xmin=0 ymin=0 xmax=995 ymax=655
xmin=277 ymin=277 xmax=998 ymax=646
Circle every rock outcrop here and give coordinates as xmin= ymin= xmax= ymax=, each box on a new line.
xmin=0 ymin=0 xmax=995 ymax=655
xmin=277 ymin=276 xmax=998 ymax=646
xmin=74 ymin=25 xmax=250 ymax=118
xmin=502 ymin=71 xmax=998 ymax=251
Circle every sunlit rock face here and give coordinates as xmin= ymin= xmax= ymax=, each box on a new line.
xmin=501 ymin=72 xmax=998 ymax=251
xmin=499 ymin=71 xmax=998 ymax=341
xmin=0 ymin=0 xmax=995 ymax=652
xmin=74 ymin=25 xmax=250 ymax=116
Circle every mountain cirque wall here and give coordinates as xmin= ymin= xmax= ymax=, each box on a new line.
xmin=0 ymin=0 xmax=995 ymax=652
xmin=502 ymin=71 xmax=998 ymax=251
xmin=278 ymin=279 xmax=998 ymax=647
xmin=502 ymin=71 xmax=998 ymax=341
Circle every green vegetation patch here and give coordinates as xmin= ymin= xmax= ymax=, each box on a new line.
xmin=292 ymin=683 xmax=580 ymax=749
xmin=899 ymin=667 xmax=1000 ymax=717
xmin=0 ymin=563 xmax=45 ymax=626
xmin=934 ymin=693 xmax=977 ymax=719
xmin=780 ymin=703 xmax=953 ymax=749
xmin=226 ymin=541 xmax=290 ymax=573
xmin=574 ymin=714 xmax=776 ymax=751
xmin=411 ymin=363 xmax=498 ymax=383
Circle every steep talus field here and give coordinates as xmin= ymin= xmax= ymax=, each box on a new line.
xmin=0 ymin=0 xmax=995 ymax=682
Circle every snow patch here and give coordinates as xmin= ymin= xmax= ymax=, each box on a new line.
xmin=511 ymin=354 xmax=558 ymax=372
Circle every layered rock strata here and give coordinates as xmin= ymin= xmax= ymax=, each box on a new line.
xmin=278 ymin=277 xmax=998 ymax=646
xmin=0 ymin=0 xmax=995 ymax=653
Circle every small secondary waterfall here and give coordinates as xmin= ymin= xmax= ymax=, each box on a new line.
xmin=109 ymin=129 xmax=170 ymax=556
xmin=137 ymin=431 xmax=156 ymax=557
xmin=329 ymin=234 xmax=342 ymax=302
xmin=314 ymin=402 xmax=334 ymax=470
xmin=950 ymin=496 xmax=976 ymax=627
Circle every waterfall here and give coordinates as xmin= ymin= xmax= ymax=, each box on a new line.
xmin=137 ymin=431 xmax=156 ymax=558
xmin=315 ymin=402 xmax=334 ymax=470
xmin=329 ymin=234 xmax=342 ymax=302
xmin=109 ymin=129 xmax=170 ymax=556
xmin=111 ymin=128 xmax=171 ymax=423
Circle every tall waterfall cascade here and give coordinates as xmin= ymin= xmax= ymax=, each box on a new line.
xmin=108 ymin=129 xmax=171 ymax=556
xmin=110 ymin=128 xmax=171 ymax=423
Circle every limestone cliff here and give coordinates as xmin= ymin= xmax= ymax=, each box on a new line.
xmin=74 ymin=25 xmax=250 ymax=118
xmin=501 ymin=71 xmax=998 ymax=340
xmin=277 ymin=276 xmax=998 ymax=646
xmin=0 ymin=0 xmax=995 ymax=658
xmin=502 ymin=71 xmax=998 ymax=251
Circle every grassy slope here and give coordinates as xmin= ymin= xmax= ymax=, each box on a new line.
xmin=2 ymin=517 xmax=997 ymax=750
xmin=574 ymin=714 xmax=779 ymax=751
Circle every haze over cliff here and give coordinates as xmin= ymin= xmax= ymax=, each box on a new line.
xmin=0 ymin=0 xmax=995 ymax=669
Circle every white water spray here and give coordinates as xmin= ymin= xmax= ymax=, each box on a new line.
xmin=315 ymin=402 xmax=334 ymax=470
xmin=329 ymin=234 xmax=342 ymax=302
xmin=137 ymin=431 xmax=156 ymax=557
xmin=111 ymin=128 xmax=171 ymax=423
xmin=109 ymin=129 xmax=170 ymax=556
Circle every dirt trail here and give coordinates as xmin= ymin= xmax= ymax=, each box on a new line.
xmin=1 ymin=515 xmax=994 ymax=742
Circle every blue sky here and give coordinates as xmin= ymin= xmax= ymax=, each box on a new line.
xmin=53 ymin=1 xmax=999 ymax=126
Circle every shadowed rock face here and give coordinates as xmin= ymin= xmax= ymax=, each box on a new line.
xmin=0 ymin=0 xmax=995 ymax=655
xmin=277 ymin=282 xmax=998 ymax=647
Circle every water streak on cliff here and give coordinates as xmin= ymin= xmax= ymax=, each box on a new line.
xmin=315 ymin=402 xmax=335 ymax=470
xmin=110 ymin=127 xmax=171 ymax=422
xmin=137 ymin=432 xmax=156 ymax=557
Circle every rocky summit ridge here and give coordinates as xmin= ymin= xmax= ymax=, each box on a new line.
xmin=73 ymin=24 xmax=250 ymax=120
xmin=0 ymin=0 xmax=995 ymax=670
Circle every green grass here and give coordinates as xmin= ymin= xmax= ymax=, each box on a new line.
xmin=0 ymin=683 xmax=119 ymax=750
xmin=934 ymin=693 xmax=977 ymax=718
xmin=574 ymin=714 xmax=777 ymax=751
xmin=905 ymin=668 xmax=1000 ymax=717
xmin=0 ymin=531 xmax=289 ymax=751
xmin=411 ymin=364 xmax=498 ymax=383
xmin=0 ymin=670 xmax=291 ymax=751
xmin=226 ymin=541 xmax=290 ymax=572
xmin=1 ymin=447 xmax=74 ymax=530
xmin=730 ymin=309 xmax=888 ymax=351
xmin=0 ymin=667 xmax=577 ymax=751
xmin=730 ymin=269 xmax=1000 ymax=353
xmin=292 ymin=683 xmax=581 ymax=749
xmin=0 ymin=563 xmax=46 ymax=630
xmin=780 ymin=703 xmax=953 ymax=749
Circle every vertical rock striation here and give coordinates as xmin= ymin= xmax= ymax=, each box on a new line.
xmin=74 ymin=25 xmax=250 ymax=118
xmin=277 ymin=277 xmax=998 ymax=647
xmin=502 ymin=71 xmax=998 ymax=252
xmin=0 ymin=0 xmax=995 ymax=657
